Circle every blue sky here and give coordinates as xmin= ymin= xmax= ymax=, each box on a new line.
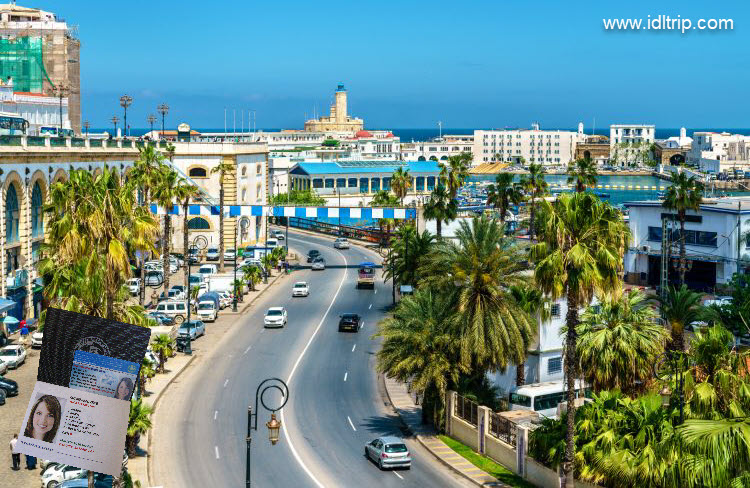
xmin=37 ymin=0 xmax=748 ymax=129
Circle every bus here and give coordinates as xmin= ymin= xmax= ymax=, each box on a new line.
xmin=0 ymin=113 xmax=28 ymax=135
xmin=357 ymin=261 xmax=376 ymax=289
xmin=40 ymin=126 xmax=74 ymax=137
xmin=509 ymin=380 xmax=590 ymax=419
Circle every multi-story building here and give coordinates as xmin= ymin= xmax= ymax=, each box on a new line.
xmin=609 ymin=124 xmax=655 ymax=167
xmin=400 ymin=135 xmax=474 ymax=162
xmin=303 ymin=83 xmax=364 ymax=134
xmin=0 ymin=82 xmax=70 ymax=134
xmin=0 ymin=3 xmax=80 ymax=133
xmin=473 ymin=123 xmax=583 ymax=166
xmin=688 ymin=132 xmax=750 ymax=173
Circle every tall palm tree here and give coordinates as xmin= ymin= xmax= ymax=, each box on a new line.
xmin=126 ymin=398 xmax=153 ymax=457
xmin=423 ymin=184 xmax=457 ymax=238
xmin=658 ymin=284 xmax=703 ymax=351
xmin=439 ymin=152 xmax=471 ymax=199
xmin=567 ymin=158 xmax=598 ymax=193
xmin=486 ymin=173 xmax=522 ymax=224
xmin=151 ymin=334 xmax=174 ymax=373
xmin=375 ymin=289 xmax=466 ymax=426
xmin=371 ymin=190 xmax=400 ymax=237
xmin=662 ymin=172 xmax=704 ymax=285
xmin=173 ymin=179 xmax=199 ymax=290
xmin=420 ymin=215 xmax=533 ymax=372
xmin=152 ymin=166 xmax=180 ymax=292
xmin=575 ymin=290 xmax=667 ymax=395
xmin=383 ymin=225 xmax=434 ymax=287
xmin=243 ymin=265 xmax=262 ymax=291
xmin=390 ymin=167 xmax=412 ymax=204
xmin=509 ymin=285 xmax=549 ymax=386
xmin=210 ymin=159 xmax=236 ymax=273
xmin=164 ymin=142 xmax=176 ymax=162
xmin=519 ymin=163 xmax=548 ymax=241
xmin=531 ymin=191 xmax=629 ymax=488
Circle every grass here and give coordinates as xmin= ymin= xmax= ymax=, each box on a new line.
xmin=438 ymin=435 xmax=536 ymax=488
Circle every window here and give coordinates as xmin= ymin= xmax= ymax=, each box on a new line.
xmin=348 ymin=178 xmax=357 ymax=188
xmin=31 ymin=182 xmax=43 ymax=238
xmin=5 ymin=184 xmax=19 ymax=244
xmin=325 ymin=178 xmax=334 ymax=188
xmin=187 ymin=217 xmax=211 ymax=230
xmin=509 ymin=393 xmax=531 ymax=407
xmin=647 ymin=226 xmax=717 ymax=247
xmin=550 ymin=304 xmax=561 ymax=317
xmin=241 ymin=166 xmax=247 ymax=176
xmin=534 ymin=391 xmax=565 ymax=412
xmin=548 ymin=357 xmax=563 ymax=375
xmin=256 ymin=164 xmax=262 ymax=175
xmin=359 ymin=178 xmax=369 ymax=193
xmin=312 ymin=178 xmax=324 ymax=189
xmin=188 ymin=167 xmax=207 ymax=178
xmin=336 ymin=178 xmax=346 ymax=188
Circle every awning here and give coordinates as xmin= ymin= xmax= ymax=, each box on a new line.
xmin=0 ymin=298 xmax=15 ymax=315
xmin=2 ymin=314 xmax=19 ymax=326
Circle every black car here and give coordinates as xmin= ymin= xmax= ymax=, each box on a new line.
xmin=0 ymin=374 xmax=19 ymax=397
xmin=0 ymin=387 xmax=5 ymax=405
xmin=338 ymin=313 xmax=361 ymax=332
xmin=307 ymin=250 xmax=321 ymax=263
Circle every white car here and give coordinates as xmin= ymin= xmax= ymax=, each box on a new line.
xmin=273 ymin=230 xmax=285 ymax=241
xmin=311 ymin=257 xmax=326 ymax=270
xmin=218 ymin=290 xmax=232 ymax=309
xmin=205 ymin=248 xmax=220 ymax=261
xmin=333 ymin=238 xmax=350 ymax=249
xmin=197 ymin=301 xmax=218 ymax=322
xmin=31 ymin=330 xmax=44 ymax=348
xmin=0 ymin=359 xmax=7 ymax=375
xmin=264 ymin=307 xmax=287 ymax=328
xmin=292 ymin=282 xmax=309 ymax=297
xmin=41 ymin=463 xmax=86 ymax=488
xmin=127 ymin=278 xmax=140 ymax=295
xmin=224 ymin=249 xmax=236 ymax=261
xmin=0 ymin=345 xmax=26 ymax=369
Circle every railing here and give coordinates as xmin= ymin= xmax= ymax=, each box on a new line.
xmin=288 ymin=216 xmax=391 ymax=244
xmin=89 ymin=139 xmax=103 ymax=148
xmin=27 ymin=136 xmax=45 ymax=147
xmin=71 ymin=138 xmax=86 ymax=147
xmin=50 ymin=137 xmax=66 ymax=147
xmin=489 ymin=412 xmax=517 ymax=447
xmin=0 ymin=135 xmax=21 ymax=146
xmin=455 ymin=393 xmax=478 ymax=426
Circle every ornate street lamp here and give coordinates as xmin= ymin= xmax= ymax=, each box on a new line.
xmin=120 ymin=95 xmax=133 ymax=138
xmin=182 ymin=235 xmax=208 ymax=355
xmin=157 ymin=103 xmax=169 ymax=140
xmin=147 ymin=114 xmax=157 ymax=139
xmin=110 ymin=116 xmax=119 ymax=137
xmin=246 ymin=378 xmax=289 ymax=487
xmin=83 ymin=120 xmax=90 ymax=138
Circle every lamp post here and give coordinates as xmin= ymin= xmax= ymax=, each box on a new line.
xmin=246 ymin=378 xmax=289 ymax=488
xmin=653 ymin=350 xmax=688 ymax=424
xmin=83 ymin=120 xmax=90 ymax=138
xmin=233 ymin=223 xmax=238 ymax=312
xmin=48 ymin=83 xmax=68 ymax=135
xmin=157 ymin=103 xmax=169 ymax=140
xmin=120 ymin=95 xmax=133 ymax=138
xmin=110 ymin=116 xmax=119 ymax=138
xmin=147 ymin=114 xmax=157 ymax=139
xmin=183 ymin=235 xmax=208 ymax=356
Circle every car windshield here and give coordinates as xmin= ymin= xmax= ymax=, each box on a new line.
xmin=385 ymin=443 xmax=408 ymax=453
xmin=0 ymin=350 xmax=15 ymax=356
xmin=342 ymin=314 xmax=358 ymax=321
xmin=198 ymin=303 xmax=213 ymax=310
xmin=308 ymin=250 xmax=319 ymax=256
xmin=294 ymin=284 xmax=306 ymax=288
xmin=267 ymin=310 xmax=283 ymax=316
xmin=208 ymin=248 xmax=218 ymax=253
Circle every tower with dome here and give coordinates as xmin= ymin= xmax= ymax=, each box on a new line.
xmin=304 ymin=83 xmax=364 ymax=134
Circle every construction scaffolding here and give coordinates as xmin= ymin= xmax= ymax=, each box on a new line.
xmin=0 ymin=36 xmax=52 ymax=93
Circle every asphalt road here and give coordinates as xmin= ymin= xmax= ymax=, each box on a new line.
xmin=152 ymin=230 xmax=472 ymax=488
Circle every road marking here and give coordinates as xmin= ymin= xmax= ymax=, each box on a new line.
xmin=244 ymin=345 xmax=252 ymax=354
xmin=374 ymin=289 xmax=377 ymax=294
xmin=215 ymin=446 xmax=220 ymax=459
xmin=393 ymin=472 xmax=404 ymax=480
xmin=344 ymin=372 xmax=348 ymax=382
xmin=214 ymin=410 xmax=218 ymax=420
xmin=347 ymin=416 xmax=357 ymax=431
xmin=223 ymin=379 xmax=229 ymax=388
xmin=260 ymin=328 xmax=265 ymax=333
xmin=351 ymin=344 xmax=356 ymax=352
xmin=361 ymin=321 xmax=365 ymax=328
xmin=368 ymin=304 xmax=372 ymax=310
xmin=282 ymin=244 xmax=348 ymax=488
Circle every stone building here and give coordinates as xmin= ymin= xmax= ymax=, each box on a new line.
xmin=303 ymin=84 xmax=364 ymax=134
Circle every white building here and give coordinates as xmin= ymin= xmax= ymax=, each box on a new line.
xmin=609 ymin=124 xmax=655 ymax=167
xmin=624 ymin=197 xmax=750 ymax=291
xmin=662 ymin=127 xmax=693 ymax=149
xmin=0 ymin=83 xmax=70 ymax=134
xmin=400 ymin=134 xmax=474 ymax=162
xmin=688 ymin=132 xmax=750 ymax=174
xmin=473 ymin=123 xmax=583 ymax=167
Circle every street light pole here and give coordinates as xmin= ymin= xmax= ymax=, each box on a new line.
xmin=233 ymin=224 xmax=238 ymax=312
xmin=147 ymin=114 xmax=157 ymax=139
xmin=120 ymin=95 xmax=133 ymax=138
xmin=246 ymin=378 xmax=289 ymax=488
xmin=83 ymin=120 xmax=90 ymax=138
xmin=157 ymin=103 xmax=169 ymax=140
xmin=111 ymin=116 xmax=119 ymax=137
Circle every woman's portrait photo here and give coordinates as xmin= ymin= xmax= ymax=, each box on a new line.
xmin=24 ymin=395 xmax=64 ymax=443
xmin=113 ymin=377 xmax=134 ymax=401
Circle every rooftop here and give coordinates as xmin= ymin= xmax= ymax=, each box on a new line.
xmin=625 ymin=196 xmax=750 ymax=214
xmin=290 ymin=160 xmax=440 ymax=176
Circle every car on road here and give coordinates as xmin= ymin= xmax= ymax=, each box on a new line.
xmin=272 ymin=230 xmax=285 ymax=240
xmin=0 ymin=345 xmax=26 ymax=369
xmin=145 ymin=271 xmax=164 ymax=286
xmin=154 ymin=300 xmax=189 ymax=324
xmin=144 ymin=260 xmax=163 ymax=272
xmin=338 ymin=313 xmax=361 ymax=332
xmin=0 ymin=359 xmax=7 ymax=375
xmin=218 ymin=290 xmax=232 ymax=309
xmin=264 ymin=307 xmax=287 ymax=328
xmin=365 ymin=436 xmax=412 ymax=470
xmin=41 ymin=464 xmax=87 ymax=488
xmin=127 ymin=278 xmax=140 ymax=295
xmin=224 ymin=249 xmax=236 ymax=261
xmin=178 ymin=320 xmax=205 ymax=340
xmin=31 ymin=330 xmax=44 ymax=348
xmin=333 ymin=238 xmax=350 ymax=249
xmin=266 ymin=238 xmax=279 ymax=248
xmin=0 ymin=374 xmax=18 ymax=396
xmin=205 ymin=248 xmax=220 ymax=261
xmin=292 ymin=282 xmax=309 ymax=297
xmin=307 ymin=249 xmax=321 ymax=262
xmin=311 ymin=257 xmax=326 ymax=270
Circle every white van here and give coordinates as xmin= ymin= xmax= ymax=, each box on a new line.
xmin=198 ymin=264 xmax=218 ymax=277
xmin=197 ymin=300 xmax=218 ymax=322
xmin=266 ymin=238 xmax=278 ymax=248
xmin=509 ymin=380 xmax=589 ymax=419
xmin=154 ymin=300 xmax=189 ymax=324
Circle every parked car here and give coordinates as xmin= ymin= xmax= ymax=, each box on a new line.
xmin=197 ymin=300 xmax=218 ymax=322
xmin=338 ymin=313 xmax=361 ymax=332
xmin=218 ymin=290 xmax=232 ymax=309
xmin=333 ymin=238 xmax=350 ymax=249
xmin=31 ymin=330 xmax=44 ymax=348
xmin=205 ymin=248 xmax=220 ymax=261
xmin=311 ymin=257 xmax=326 ymax=270
xmin=154 ymin=300 xmax=189 ymax=324
xmin=306 ymin=250 xmax=320 ymax=263
xmin=167 ymin=287 xmax=186 ymax=301
xmin=365 ymin=436 xmax=412 ymax=470
xmin=145 ymin=271 xmax=164 ymax=286
xmin=224 ymin=249 xmax=236 ymax=261
xmin=41 ymin=463 xmax=86 ymax=488
xmin=169 ymin=253 xmax=185 ymax=267
xmin=178 ymin=320 xmax=206 ymax=340
xmin=60 ymin=472 xmax=114 ymax=488
xmin=292 ymin=282 xmax=309 ymax=297
xmin=127 ymin=278 xmax=141 ymax=295
xmin=187 ymin=248 xmax=201 ymax=264
xmin=0 ymin=345 xmax=26 ymax=369
xmin=199 ymin=264 xmax=219 ymax=277
xmin=147 ymin=311 xmax=174 ymax=326
xmin=0 ymin=387 xmax=5 ymax=405
xmin=144 ymin=260 xmax=164 ymax=272
xmin=264 ymin=307 xmax=287 ymax=328
xmin=0 ymin=374 xmax=17 ymax=396
xmin=0 ymin=360 xmax=7 ymax=375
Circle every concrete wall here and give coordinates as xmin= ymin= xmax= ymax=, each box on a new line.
xmin=450 ymin=416 xmax=479 ymax=452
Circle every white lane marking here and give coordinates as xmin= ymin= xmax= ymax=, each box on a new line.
xmin=347 ymin=416 xmax=357 ymax=431
xmin=215 ymin=446 xmax=220 ymax=459
xmin=281 ymin=244 xmax=348 ymax=488
xmin=344 ymin=371 xmax=348 ymax=382
xmin=351 ymin=344 xmax=356 ymax=352
xmin=223 ymin=379 xmax=229 ymax=388
xmin=214 ymin=410 xmax=218 ymax=420
xmin=260 ymin=328 xmax=265 ymax=333
xmin=393 ymin=471 xmax=404 ymax=480
xmin=368 ymin=304 xmax=372 ymax=310
xmin=374 ymin=289 xmax=377 ymax=294
xmin=361 ymin=321 xmax=365 ymax=329
xmin=244 ymin=345 xmax=252 ymax=354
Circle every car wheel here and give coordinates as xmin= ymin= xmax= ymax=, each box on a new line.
xmin=48 ymin=481 xmax=59 ymax=488
xmin=378 ymin=458 xmax=384 ymax=470
xmin=174 ymin=315 xmax=185 ymax=324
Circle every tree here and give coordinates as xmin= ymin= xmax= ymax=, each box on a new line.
xmin=371 ymin=190 xmax=400 ymax=237
xmin=567 ymin=158 xmax=598 ymax=193
xmin=126 ymin=398 xmax=153 ymax=457
xmin=151 ymin=334 xmax=174 ymax=373
xmin=423 ymin=184 xmax=457 ymax=238
xmin=243 ymin=265 xmax=262 ymax=291
xmin=439 ymin=152 xmax=471 ymax=199
xmin=164 ymin=143 xmax=176 ymax=162
xmin=383 ymin=224 xmax=434 ymax=287
xmin=152 ymin=166 xmax=180 ymax=292
xmin=173 ymin=179 xmax=199 ymax=291
xmin=138 ymin=357 xmax=156 ymax=397
xmin=519 ymin=163 xmax=548 ymax=241
xmin=575 ymin=290 xmax=667 ymax=395
xmin=210 ymin=159 xmax=235 ymax=273
xmin=662 ymin=172 xmax=704 ymax=285
xmin=269 ymin=189 xmax=325 ymax=206
xmin=658 ymin=284 xmax=703 ymax=352
xmin=421 ymin=215 xmax=533 ymax=373
xmin=509 ymin=285 xmax=549 ymax=386
xmin=390 ymin=167 xmax=412 ymax=204
xmin=531 ymin=191 xmax=629 ymax=488
xmin=486 ymin=173 xmax=522 ymax=224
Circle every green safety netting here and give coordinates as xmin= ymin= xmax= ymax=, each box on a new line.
xmin=0 ymin=37 xmax=53 ymax=93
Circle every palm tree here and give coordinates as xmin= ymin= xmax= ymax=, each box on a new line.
xmin=509 ymin=285 xmax=549 ymax=386
xmin=243 ymin=265 xmax=262 ymax=291
xmin=383 ymin=224 xmax=434 ymax=287
xmin=531 ymin=191 xmax=629 ymax=488
xmin=486 ymin=173 xmax=522 ymax=224
xmin=662 ymin=172 xmax=704 ymax=284
xmin=152 ymin=166 xmax=180 ymax=292
xmin=439 ymin=152 xmax=471 ymax=199
xmin=390 ymin=167 xmax=412 ymax=204
xmin=519 ymin=163 xmax=548 ymax=241
xmin=138 ymin=357 xmax=156 ymax=397
xmin=164 ymin=142 xmax=176 ymax=162
xmin=126 ymin=398 xmax=153 ymax=457
xmin=375 ymin=289 xmax=466 ymax=426
xmin=423 ymin=184 xmax=457 ymax=238
xmin=173 ymin=180 xmax=199 ymax=290
xmin=210 ymin=159 xmax=236 ymax=273
xmin=658 ymin=284 xmax=703 ymax=351
xmin=371 ymin=190 xmax=400 ymax=237
xmin=575 ymin=290 xmax=667 ymax=394
xmin=151 ymin=334 xmax=174 ymax=373
xmin=420 ymin=215 xmax=533 ymax=373
xmin=567 ymin=158 xmax=598 ymax=193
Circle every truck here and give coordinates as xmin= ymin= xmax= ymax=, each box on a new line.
xmin=197 ymin=292 xmax=221 ymax=313
xmin=357 ymin=262 xmax=376 ymax=289
xmin=196 ymin=299 xmax=218 ymax=322
xmin=208 ymin=274 xmax=235 ymax=293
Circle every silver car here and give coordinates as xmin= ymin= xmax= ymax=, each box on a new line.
xmin=311 ymin=257 xmax=326 ymax=270
xmin=365 ymin=436 xmax=411 ymax=470
xmin=333 ymin=238 xmax=349 ymax=249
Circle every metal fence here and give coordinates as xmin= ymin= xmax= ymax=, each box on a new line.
xmin=455 ymin=394 xmax=478 ymax=426
xmin=489 ymin=412 xmax=517 ymax=447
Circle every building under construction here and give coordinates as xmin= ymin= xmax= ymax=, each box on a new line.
xmin=0 ymin=3 xmax=80 ymax=133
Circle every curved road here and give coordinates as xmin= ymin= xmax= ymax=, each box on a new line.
xmin=151 ymin=230 xmax=471 ymax=487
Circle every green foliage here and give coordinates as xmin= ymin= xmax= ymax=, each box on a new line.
xmin=126 ymin=398 xmax=154 ymax=457
xmin=439 ymin=435 xmax=535 ymax=488
xmin=518 ymin=163 xmax=548 ymax=240
xmin=383 ymin=224 xmax=434 ymax=286
xmin=151 ymin=334 xmax=174 ymax=373
xmin=567 ymin=158 xmax=598 ymax=193
xmin=423 ymin=184 xmax=457 ymax=238
xmin=269 ymin=189 xmax=325 ymax=206
xmin=439 ymin=152 xmax=472 ymax=198
xmin=486 ymin=173 xmax=523 ymax=223
xmin=658 ymin=284 xmax=703 ymax=351
xmin=321 ymin=137 xmax=339 ymax=147
xmin=390 ymin=167 xmax=412 ymax=203
xmin=662 ymin=172 xmax=704 ymax=285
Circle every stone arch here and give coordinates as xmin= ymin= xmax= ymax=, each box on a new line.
xmin=52 ymin=168 xmax=68 ymax=184
xmin=187 ymin=217 xmax=212 ymax=231
xmin=583 ymin=150 xmax=591 ymax=161
xmin=29 ymin=173 xmax=47 ymax=239
xmin=188 ymin=166 xmax=209 ymax=178
xmin=669 ymin=153 xmax=685 ymax=165
xmin=4 ymin=171 xmax=24 ymax=248
xmin=417 ymin=156 xmax=426 ymax=161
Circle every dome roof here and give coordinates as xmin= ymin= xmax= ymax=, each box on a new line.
xmin=355 ymin=130 xmax=372 ymax=138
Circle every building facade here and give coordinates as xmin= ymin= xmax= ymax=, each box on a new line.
xmin=609 ymin=124 xmax=655 ymax=167
xmin=473 ymin=124 xmax=583 ymax=166
xmin=0 ymin=83 xmax=70 ymax=134
xmin=688 ymin=132 xmax=750 ymax=173
xmin=303 ymin=84 xmax=364 ymax=134
xmin=400 ymin=135 xmax=474 ymax=162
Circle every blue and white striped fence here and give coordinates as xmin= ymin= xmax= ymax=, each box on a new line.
xmin=149 ymin=204 xmax=417 ymax=220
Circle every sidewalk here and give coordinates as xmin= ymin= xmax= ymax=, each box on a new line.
xmin=383 ymin=376 xmax=507 ymax=487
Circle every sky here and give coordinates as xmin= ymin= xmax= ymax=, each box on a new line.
xmin=32 ymin=0 xmax=750 ymax=129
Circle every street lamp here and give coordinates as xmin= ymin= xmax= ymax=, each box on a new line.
xmin=48 ymin=83 xmax=68 ymax=135
xmin=157 ymin=103 xmax=169 ymax=140
xmin=233 ymin=223 xmax=238 ymax=312
xmin=653 ymin=350 xmax=688 ymax=424
xmin=110 ymin=116 xmax=119 ymax=137
xmin=183 ymin=235 xmax=208 ymax=356
xmin=83 ymin=120 xmax=90 ymax=138
xmin=147 ymin=114 xmax=157 ymax=139
xmin=120 ymin=95 xmax=133 ymax=138
xmin=246 ymin=378 xmax=289 ymax=487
